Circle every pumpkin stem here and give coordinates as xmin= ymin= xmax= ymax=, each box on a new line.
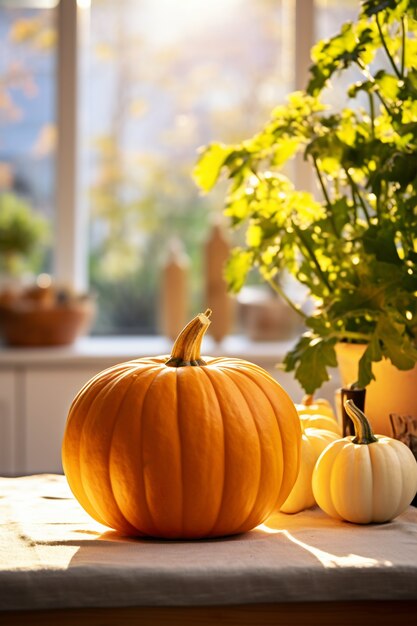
xmin=302 ymin=394 xmax=314 ymax=406
xmin=165 ymin=309 xmax=212 ymax=367
xmin=344 ymin=399 xmax=378 ymax=445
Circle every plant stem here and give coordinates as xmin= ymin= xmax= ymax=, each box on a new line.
xmin=401 ymin=16 xmax=407 ymax=78
xmin=355 ymin=59 xmax=394 ymax=117
xmin=368 ymin=93 xmax=375 ymax=139
xmin=313 ymin=156 xmax=332 ymax=206
xmin=329 ymin=330 xmax=371 ymax=343
xmin=376 ymin=179 xmax=385 ymax=221
xmin=250 ymin=168 xmax=262 ymax=184
xmin=292 ymin=222 xmax=332 ymax=292
xmin=345 ymin=169 xmax=371 ymax=224
xmin=376 ymin=13 xmax=402 ymax=80
xmin=267 ymin=278 xmax=308 ymax=319
xmin=312 ymin=157 xmax=338 ymax=236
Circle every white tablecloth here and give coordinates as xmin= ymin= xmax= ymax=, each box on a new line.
xmin=1 ymin=474 xmax=416 ymax=611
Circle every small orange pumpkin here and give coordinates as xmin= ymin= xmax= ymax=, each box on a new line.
xmin=62 ymin=310 xmax=301 ymax=539
xmin=299 ymin=414 xmax=342 ymax=436
xmin=295 ymin=394 xmax=336 ymax=419
xmin=295 ymin=395 xmax=341 ymax=436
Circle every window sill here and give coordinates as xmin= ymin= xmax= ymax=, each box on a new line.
xmin=0 ymin=334 xmax=297 ymax=368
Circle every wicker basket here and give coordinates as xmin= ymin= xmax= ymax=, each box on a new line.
xmin=0 ymin=298 xmax=95 ymax=347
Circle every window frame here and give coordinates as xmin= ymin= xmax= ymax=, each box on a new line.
xmin=55 ymin=0 xmax=89 ymax=291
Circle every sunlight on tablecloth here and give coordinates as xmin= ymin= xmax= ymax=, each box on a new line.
xmin=0 ymin=474 xmax=416 ymax=611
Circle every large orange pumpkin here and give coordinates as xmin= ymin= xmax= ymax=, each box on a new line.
xmin=62 ymin=310 xmax=301 ymax=539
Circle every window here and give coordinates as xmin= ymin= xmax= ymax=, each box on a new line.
xmin=0 ymin=0 xmax=358 ymax=336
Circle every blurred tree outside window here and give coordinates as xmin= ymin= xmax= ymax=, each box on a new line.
xmin=87 ymin=0 xmax=294 ymax=335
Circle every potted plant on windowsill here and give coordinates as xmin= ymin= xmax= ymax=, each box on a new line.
xmin=193 ymin=0 xmax=417 ymax=435
xmin=0 ymin=191 xmax=49 ymax=285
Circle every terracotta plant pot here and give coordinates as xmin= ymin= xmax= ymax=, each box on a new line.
xmin=336 ymin=342 xmax=417 ymax=437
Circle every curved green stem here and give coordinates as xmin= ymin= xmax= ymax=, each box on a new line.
xmin=267 ymin=278 xmax=308 ymax=319
xmin=330 ymin=330 xmax=371 ymax=342
xmin=355 ymin=59 xmax=394 ymax=117
xmin=345 ymin=169 xmax=371 ymax=224
xmin=368 ymin=92 xmax=375 ymax=139
xmin=401 ymin=16 xmax=407 ymax=78
xmin=292 ymin=222 xmax=332 ymax=292
xmin=344 ymin=399 xmax=378 ymax=444
xmin=313 ymin=156 xmax=332 ymax=206
xmin=312 ymin=157 xmax=338 ymax=236
xmin=376 ymin=13 xmax=402 ymax=80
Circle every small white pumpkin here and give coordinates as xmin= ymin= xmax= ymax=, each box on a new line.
xmin=312 ymin=400 xmax=417 ymax=524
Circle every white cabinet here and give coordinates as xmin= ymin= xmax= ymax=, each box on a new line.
xmin=0 ymin=366 xmax=101 ymax=476
xmin=24 ymin=368 xmax=100 ymax=475
xmin=0 ymin=370 xmax=18 ymax=476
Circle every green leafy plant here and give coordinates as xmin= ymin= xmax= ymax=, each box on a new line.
xmin=0 ymin=192 xmax=49 ymax=277
xmin=194 ymin=0 xmax=417 ymax=394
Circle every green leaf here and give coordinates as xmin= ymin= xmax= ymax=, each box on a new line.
xmin=362 ymin=226 xmax=401 ymax=264
xmin=283 ymin=334 xmax=338 ymax=395
xmin=377 ymin=316 xmax=417 ymax=369
xmin=193 ymin=143 xmax=233 ymax=192
xmin=357 ymin=334 xmax=382 ymax=387
xmin=307 ymin=21 xmax=377 ymax=96
xmin=348 ymin=79 xmax=375 ymax=99
xmin=361 ymin=0 xmax=401 ymax=18
xmin=271 ymin=137 xmax=300 ymax=167
xmin=246 ymin=223 xmax=263 ymax=248
xmin=374 ymin=70 xmax=401 ymax=100
xmin=224 ymin=248 xmax=255 ymax=293
xmin=377 ymin=152 xmax=417 ymax=189
xmin=328 ymin=198 xmax=351 ymax=234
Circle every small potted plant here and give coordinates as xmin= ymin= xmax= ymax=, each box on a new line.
xmin=194 ymin=0 xmax=417 ymax=434
xmin=0 ymin=191 xmax=49 ymax=282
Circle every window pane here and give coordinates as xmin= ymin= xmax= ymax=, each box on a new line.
xmin=315 ymin=0 xmax=362 ymax=109
xmin=315 ymin=0 xmax=358 ymax=39
xmin=0 ymin=1 xmax=56 ymax=276
xmin=87 ymin=0 xmax=293 ymax=335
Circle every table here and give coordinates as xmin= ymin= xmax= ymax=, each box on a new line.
xmin=1 ymin=475 xmax=416 ymax=625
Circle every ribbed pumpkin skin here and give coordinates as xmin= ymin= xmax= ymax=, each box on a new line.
xmin=299 ymin=414 xmax=341 ymax=436
xmin=280 ymin=427 xmax=339 ymax=514
xmin=62 ymin=356 xmax=301 ymax=539
xmin=295 ymin=396 xmax=341 ymax=436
